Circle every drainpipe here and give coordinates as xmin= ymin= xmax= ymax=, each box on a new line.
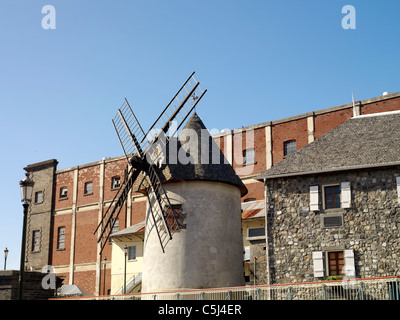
xmin=264 ymin=178 xmax=271 ymax=286
xmin=253 ymin=256 xmax=257 ymax=286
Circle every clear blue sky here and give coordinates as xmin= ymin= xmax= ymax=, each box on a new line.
xmin=1 ymin=0 xmax=399 ymax=270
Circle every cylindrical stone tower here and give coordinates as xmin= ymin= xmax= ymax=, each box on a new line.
xmin=140 ymin=113 xmax=247 ymax=293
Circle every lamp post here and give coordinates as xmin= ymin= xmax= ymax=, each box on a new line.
xmin=102 ymin=256 xmax=107 ymax=296
xmin=19 ymin=173 xmax=34 ymax=300
xmin=4 ymin=248 xmax=8 ymax=270
xmin=123 ymin=245 xmax=128 ymax=294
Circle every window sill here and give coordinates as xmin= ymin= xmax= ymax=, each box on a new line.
xmin=56 ymin=248 xmax=65 ymax=251
xmin=84 ymin=192 xmax=93 ymax=196
xmin=242 ymin=161 xmax=257 ymax=167
xmin=246 ymin=236 xmax=266 ymax=241
xmin=59 ymin=197 xmax=68 ymax=201
xmin=322 ymin=208 xmax=346 ymax=214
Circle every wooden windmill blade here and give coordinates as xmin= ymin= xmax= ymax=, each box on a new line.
xmin=144 ymin=164 xmax=183 ymax=252
xmin=112 ymin=98 xmax=150 ymax=161
xmin=95 ymin=166 xmax=142 ymax=255
xmin=95 ymin=72 xmax=206 ymax=254
xmin=143 ymin=72 xmax=207 ymax=164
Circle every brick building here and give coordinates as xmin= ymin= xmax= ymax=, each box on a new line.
xmin=22 ymin=91 xmax=400 ymax=295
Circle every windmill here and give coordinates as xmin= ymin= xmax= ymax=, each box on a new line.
xmin=94 ymin=72 xmax=207 ymax=254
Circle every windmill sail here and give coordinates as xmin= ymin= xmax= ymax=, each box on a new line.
xmin=95 ymin=72 xmax=206 ymax=254
xmin=144 ymin=164 xmax=182 ymax=252
xmin=95 ymin=166 xmax=141 ymax=255
xmin=143 ymin=72 xmax=207 ymax=164
xmin=112 ymin=98 xmax=150 ymax=161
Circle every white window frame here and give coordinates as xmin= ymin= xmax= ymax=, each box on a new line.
xmin=57 ymin=226 xmax=66 ymax=250
xmin=112 ymin=176 xmax=121 ymax=189
xmin=243 ymin=148 xmax=255 ymax=166
xmin=128 ymin=246 xmax=136 ymax=261
xmin=35 ymin=191 xmax=43 ymax=204
xmin=84 ymin=181 xmax=93 ymax=195
xmin=60 ymin=187 xmax=68 ymax=199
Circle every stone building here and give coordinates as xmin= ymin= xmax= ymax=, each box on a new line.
xmin=20 ymin=91 xmax=400 ymax=295
xmin=258 ymin=111 xmax=400 ymax=284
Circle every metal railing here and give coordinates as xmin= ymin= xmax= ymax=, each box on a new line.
xmin=52 ymin=276 xmax=399 ymax=300
xmin=114 ymin=273 xmax=142 ymax=295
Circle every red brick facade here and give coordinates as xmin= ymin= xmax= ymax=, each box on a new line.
xmin=25 ymin=92 xmax=400 ymax=295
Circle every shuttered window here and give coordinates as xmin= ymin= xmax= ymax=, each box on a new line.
xmin=344 ymin=249 xmax=356 ymax=277
xmin=32 ymin=230 xmax=40 ymax=252
xmin=57 ymin=227 xmax=66 ymax=250
xmin=312 ymin=251 xmax=324 ymax=277
xmin=324 ymin=185 xmax=341 ymax=209
xmin=328 ymin=251 xmax=345 ymax=276
xmin=321 ymin=182 xmax=351 ymax=210
xmin=310 ymin=185 xmax=319 ymax=211
xmin=341 ymin=182 xmax=351 ymax=208
xmin=313 ymin=249 xmax=356 ymax=278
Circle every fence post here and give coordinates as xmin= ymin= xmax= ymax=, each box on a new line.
xmin=201 ymin=292 xmax=205 ymax=300
xmin=396 ymin=279 xmax=399 ymax=301
xmin=288 ymin=287 xmax=292 ymax=300
xmin=176 ymin=293 xmax=180 ymax=300
xmin=257 ymin=288 xmax=261 ymax=300
xmin=360 ymin=282 xmax=364 ymax=300
xmin=227 ymin=290 xmax=232 ymax=300
xmin=322 ymin=284 xmax=326 ymax=300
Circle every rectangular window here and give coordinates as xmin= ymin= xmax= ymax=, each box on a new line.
xmin=328 ymin=251 xmax=345 ymax=276
xmin=112 ymin=176 xmax=121 ymax=189
xmin=35 ymin=191 xmax=43 ymax=203
xmin=324 ymin=185 xmax=341 ymax=209
xmin=247 ymin=227 xmax=266 ymax=239
xmin=165 ymin=204 xmax=184 ymax=231
xmin=60 ymin=187 xmax=68 ymax=199
xmin=284 ymin=140 xmax=296 ymax=156
xmin=57 ymin=227 xmax=66 ymax=250
xmin=321 ymin=214 xmax=343 ymax=228
xmin=243 ymin=148 xmax=255 ymax=165
xmin=32 ymin=230 xmax=40 ymax=252
xmin=128 ymin=246 xmax=136 ymax=260
xmin=111 ymin=219 xmax=119 ymax=234
xmin=84 ymin=182 xmax=93 ymax=195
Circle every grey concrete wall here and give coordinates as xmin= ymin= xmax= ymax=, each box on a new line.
xmin=142 ymin=181 xmax=244 ymax=293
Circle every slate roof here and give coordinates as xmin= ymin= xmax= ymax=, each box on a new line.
xmin=133 ymin=112 xmax=247 ymax=196
xmin=259 ymin=111 xmax=400 ymax=179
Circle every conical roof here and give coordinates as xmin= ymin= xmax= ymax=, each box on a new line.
xmin=134 ymin=113 xmax=247 ymax=196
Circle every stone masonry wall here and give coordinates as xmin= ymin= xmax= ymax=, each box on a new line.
xmin=265 ymin=166 xmax=400 ymax=284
